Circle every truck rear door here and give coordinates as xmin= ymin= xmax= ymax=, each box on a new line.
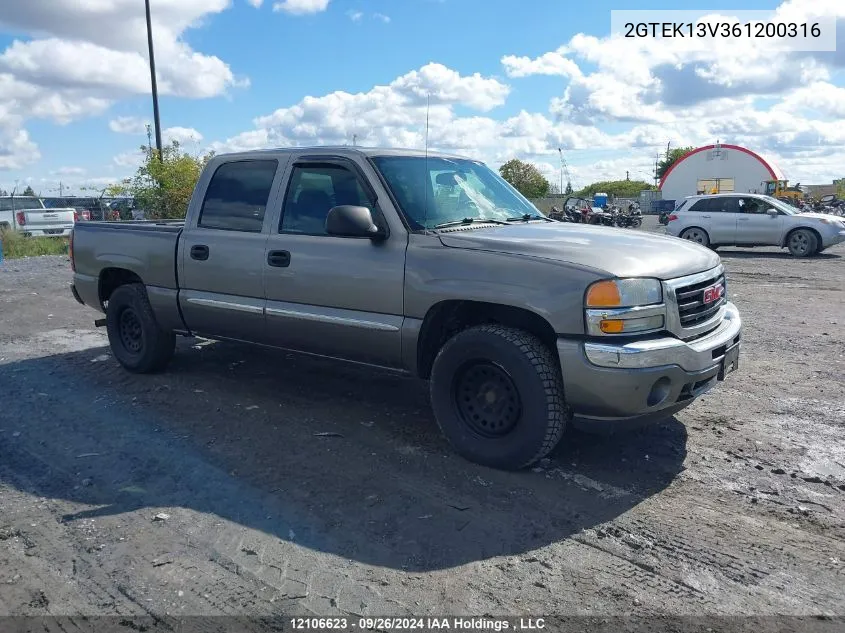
xmin=177 ymin=157 xmax=289 ymax=341
xmin=261 ymin=154 xmax=406 ymax=368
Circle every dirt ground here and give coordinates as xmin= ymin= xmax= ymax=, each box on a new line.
xmin=1 ymin=219 xmax=844 ymax=626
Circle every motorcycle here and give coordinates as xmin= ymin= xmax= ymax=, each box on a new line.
xmin=658 ymin=210 xmax=670 ymax=225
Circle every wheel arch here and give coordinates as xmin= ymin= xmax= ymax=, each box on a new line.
xmin=782 ymin=226 xmax=822 ymax=250
xmin=416 ymin=300 xmax=558 ymax=380
xmin=99 ymin=267 xmax=144 ymax=308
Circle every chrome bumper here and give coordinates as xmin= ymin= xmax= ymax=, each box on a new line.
xmin=556 ymin=302 xmax=742 ymax=429
xmin=584 ymin=302 xmax=741 ymax=372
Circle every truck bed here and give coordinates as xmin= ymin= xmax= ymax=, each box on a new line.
xmin=72 ymin=220 xmax=184 ymax=291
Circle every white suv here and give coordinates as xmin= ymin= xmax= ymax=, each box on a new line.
xmin=665 ymin=193 xmax=845 ymax=257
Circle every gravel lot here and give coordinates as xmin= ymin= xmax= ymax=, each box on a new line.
xmin=1 ymin=218 xmax=844 ymax=626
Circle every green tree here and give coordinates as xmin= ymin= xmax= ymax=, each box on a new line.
xmin=656 ymin=146 xmax=694 ymax=181
xmin=0 ymin=189 xmax=8 ymax=196
xmin=499 ymin=159 xmax=550 ymax=199
xmin=575 ymin=180 xmax=656 ymax=199
xmin=564 ymin=182 xmax=573 ymax=195
xmin=22 ymin=185 xmax=36 ymax=197
xmin=114 ymin=141 xmax=214 ymax=219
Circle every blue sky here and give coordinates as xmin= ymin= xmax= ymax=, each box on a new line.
xmin=0 ymin=0 xmax=842 ymax=195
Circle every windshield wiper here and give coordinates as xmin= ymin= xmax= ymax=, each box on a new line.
xmin=432 ymin=217 xmax=509 ymax=229
xmin=505 ymin=213 xmax=552 ymax=222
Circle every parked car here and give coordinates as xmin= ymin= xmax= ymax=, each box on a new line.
xmin=0 ymin=196 xmax=76 ymax=237
xmin=70 ymin=147 xmax=742 ymax=470
xmin=666 ymin=193 xmax=845 ymax=257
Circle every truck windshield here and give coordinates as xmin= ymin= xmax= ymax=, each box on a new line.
xmin=371 ymin=156 xmax=545 ymax=230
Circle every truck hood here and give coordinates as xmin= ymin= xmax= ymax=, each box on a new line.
xmin=437 ymin=222 xmax=720 ymax=280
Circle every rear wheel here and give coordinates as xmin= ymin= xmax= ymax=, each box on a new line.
xmin=786 ymin=229 xmax=818 ymax=257
xmin=106 ymin=283 xmax=175 ymax=373
xmin=680 ymin=227 xmax=710 ymax=248
xmin=429 ymin=325 xmax=568 ymax=470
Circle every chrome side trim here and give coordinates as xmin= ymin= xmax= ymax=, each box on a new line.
xmin=265 ymin=307 xmax=401 ymax=332
xmin=185 ymin=297 xmax=264 ymax=315
xmin=583 ymin=301 xmax=741 ymax=372
xmin=663 ymin=264 xmax=725 ymax=340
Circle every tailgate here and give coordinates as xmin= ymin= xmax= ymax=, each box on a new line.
xmin=23 ymin=208 xmax=75 ymax=231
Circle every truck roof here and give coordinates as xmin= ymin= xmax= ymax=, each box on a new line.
xmin=214 ymin=146 xmax=475 ymax=162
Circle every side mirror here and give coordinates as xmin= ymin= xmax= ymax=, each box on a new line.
xmin=767 ymin=208 xmax=779 ymax=217
xmin=325 ymin=205 xmax=385 ymax=240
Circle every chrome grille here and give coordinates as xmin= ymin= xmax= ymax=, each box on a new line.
xmin=675 ymin=273 xmax=726 ymax=328
xmin=664 ymin=266 xmax=726 ymax=339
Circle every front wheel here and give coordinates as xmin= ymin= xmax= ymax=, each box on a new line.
xmin=429 ymin=325 xmax=568 ymax=470
xmin=106 ymin=283 xmax=175 ymax=373
xmin=680 ymin=227 xmax=710 ymax=248
xmin=787 ymin=229 xmax=818 ymax=257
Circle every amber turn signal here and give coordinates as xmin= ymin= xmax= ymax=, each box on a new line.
xmin=586 ymin=280 xmax=622 ymax=307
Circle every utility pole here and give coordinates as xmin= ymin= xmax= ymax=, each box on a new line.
xmin=352 ymin=134 xmax=357 ymax=147
xmin=145 ymin=0 xmax=163 ymax=158
xmin=557 ymin=148 xmax=564 ymax=196
xmin=626 ymin=170 xmax=629 ymax=181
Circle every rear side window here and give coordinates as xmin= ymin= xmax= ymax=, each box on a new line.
xmin=688 ymin=199 xmax=711 ymax=212
xmin=199 ymin=160 xmax=278 ymax=232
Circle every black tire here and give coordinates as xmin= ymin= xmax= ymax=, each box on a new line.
xmin=631 ymin=217 xmax=642 ymax=229
xmin=106 ymin=283 xmax=175 ymax=373
xmin=680 ymin=227 xmax=710 ymax=248
xmin=786 ymin=228 xmax=818 ymax=257
xmin=429 ymin=325 xmax=567 ymax=470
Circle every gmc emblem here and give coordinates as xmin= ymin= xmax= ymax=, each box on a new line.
xmin=703 ymin=283 xmax=724 ymax=304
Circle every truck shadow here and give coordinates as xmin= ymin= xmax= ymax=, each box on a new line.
xmin=0 ymin=340 xmax=688 ymax=572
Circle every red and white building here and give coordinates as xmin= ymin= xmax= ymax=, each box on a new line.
xmin=659 ymin=143 xmax=786 ymax=202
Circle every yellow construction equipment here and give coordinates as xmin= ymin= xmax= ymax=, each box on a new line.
xmin=763 ymin=179 xmax=803 ymax=201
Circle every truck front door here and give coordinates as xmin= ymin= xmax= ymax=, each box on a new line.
xmin=262 ymin=156 xmax=407 ymax=368
xmin=178 ymin=158 xmax=287 ymax=341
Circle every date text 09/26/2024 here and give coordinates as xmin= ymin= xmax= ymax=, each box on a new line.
xmin=290 ymin=617 xmax=546 ymax=631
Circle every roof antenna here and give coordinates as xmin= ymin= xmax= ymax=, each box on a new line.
xmin=422 ymin=92 xmax=430 ymax=234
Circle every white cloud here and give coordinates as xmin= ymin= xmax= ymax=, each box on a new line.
xmin=54 ymin=166 xmax=86 ymax=176
xmin=0 ymin=0 xmax=246 ymax=171
xmin=113 ymin=150 xmax=145 ymax=168
xmin=347 ymin=10 xmax=363 ymax=22
xmin=272 ymin=0 xmax=330 ymax=15
xmin=246 ymin=0 xmax=264 ymax=7
xmin=373 ymin=13 xmax=390 ymax=23
xmin=109 ymin=116 xmax=149 ymax=135
xmin=164 ymin=126 xmax=204 ymax=145
xmin=0 ymin=127 xmax=40 ymax=170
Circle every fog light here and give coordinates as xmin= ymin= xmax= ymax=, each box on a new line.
xmin=647 ymin=377 xmax=672 ymax=408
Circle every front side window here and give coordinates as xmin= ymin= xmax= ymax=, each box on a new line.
xmin=280 ymin=164 xmax=373 ymax=235
xmin=372 ymin=156 xmax=543 ymax=230
xmin=198 ymin=160 xmax=278 ymax=232
xmin=738 ymin=197 xmax=766 ymax=214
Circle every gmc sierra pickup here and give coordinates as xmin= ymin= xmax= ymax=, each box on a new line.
xmin=70 ymin=147 xmax=742 ymax=470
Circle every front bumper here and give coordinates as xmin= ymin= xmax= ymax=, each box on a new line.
xmin=821 ymin=229 xmax=845 ymax=249
xmin=557 ymin=302 xmax=741 ymax=431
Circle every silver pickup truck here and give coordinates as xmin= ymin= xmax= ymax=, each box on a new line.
xmin=70 ymin=147 xmax=742 ymax=470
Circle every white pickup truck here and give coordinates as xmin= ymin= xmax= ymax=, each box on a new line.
xmin=0 ymin=196 xmax=76 ymax=237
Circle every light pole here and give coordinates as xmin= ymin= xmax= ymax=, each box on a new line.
xmin=145 ymin=0 xmax=163 ymax=158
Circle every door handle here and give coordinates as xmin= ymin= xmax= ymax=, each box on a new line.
xmin=190 ymin=244 xmax=209 ymax=261
xmin=267 ymin=250 xmax=291 ymax=268
xmin=738 ymin=218 xmax=749 ymax=222
xmin=701 ymin=215 xmax=711 ymax=219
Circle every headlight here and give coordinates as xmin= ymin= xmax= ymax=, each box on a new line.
xmin=586 ymin=278 xmax=662 ymax=308
xmin=585 ymin=278 xmax=665 ymax=336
